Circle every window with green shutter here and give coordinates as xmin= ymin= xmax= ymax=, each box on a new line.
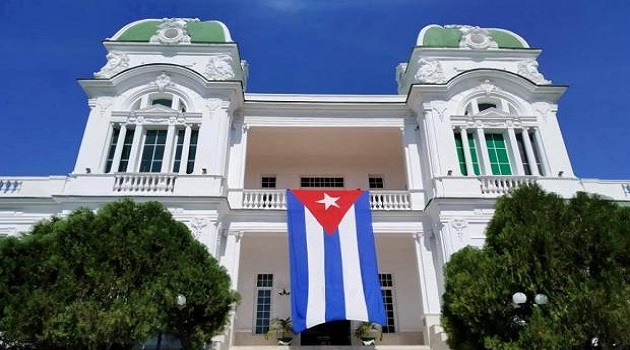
xmin=485 ymin=133 xmax=512 ymax=175
xmin=454 ymin=132 xmax=467 ymax=175
xmin=467 ymin=134 xmax=481 ymax=175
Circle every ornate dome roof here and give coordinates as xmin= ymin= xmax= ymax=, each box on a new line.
xmin=417 ymin=25 xmax=529 ymax=49
xmin=109 ymin=18 xmax=233 ymax=44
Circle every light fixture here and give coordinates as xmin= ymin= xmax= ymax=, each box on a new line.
xmin=176 ymin=294 xmax=187 ymax=306
xmin=558 ymin=171 xmax=564 ymax=177
xmin=534 ymin=293 xmax=548 ymax=305
xmin=202 ymin=168 xmax=207 ymax=174
xmin=447 ymin=170 xmax=453 ymax=176
xmin=512 ymin=292 xmax=527 ymax=306
xmin=85 ymin=168 xmax=91 ymax=173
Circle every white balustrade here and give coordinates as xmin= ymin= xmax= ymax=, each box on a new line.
xmin=369 ymin=191 xmax=411 ymax=210
xmin=113 ymin=173 xmax=177 ymax=193
xmin=478 ymin=176 xmax=537 ymax=195
xmin=242 ymin=190 xmax=411 ymax=210
xmin=242 ymin=189 xmax=287 ymax=209
xmin=0 ymin=180 xmax=22 ymax=194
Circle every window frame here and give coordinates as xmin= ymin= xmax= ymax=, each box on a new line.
xmin=253 ymin=273 xmax=274 ymax=335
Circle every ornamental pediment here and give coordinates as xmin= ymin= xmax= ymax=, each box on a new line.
xmin=475 ymin=108 xmax=507 ymax=118
xmin=133 ymin=104 xmax=180 ymax=115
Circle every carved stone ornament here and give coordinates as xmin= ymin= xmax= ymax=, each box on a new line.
xmin=446 ymin=25 xmax=498 ymax=50
xmin=94 ymin=51 xmax=129 ymax=79
xmin=431 ymin=101 xmax=449 ymax=122
xmin=395 ymin=62 xmax=408 ymax=85
xmin=532 ymin=102 xmax=553 ymax=122
xmin=96 ymin=97 xmax=114 ymax=117
xmin=476 ymin=79 xmax=498 ymax=95
xmin=188 ymin=217 xmax=210 ymax=240
xmin=204 ymin=54 xmax=235 ymax=80
xmin=517 ymin=59 xmax=551 ymax=84
xmin=150 ymin=18 xmax=198 ymax=45
xmin=450 ymin=219 xmax=468 ymax=240
xmin=414 ymin=58 xmax=447 ymax=84
xmin=150 ymin=73 xmax=175 ymax=92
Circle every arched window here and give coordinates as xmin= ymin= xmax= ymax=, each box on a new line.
xmin=453 ymin=95 xmax=545 ymax=177
xmin=103 ymin=92 xmax=199 ymax=174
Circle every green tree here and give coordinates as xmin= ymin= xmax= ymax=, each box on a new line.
xmin=442 ymin=184 xmax=630 ymax=350
xmin=0 ymin=200 xmax=239 ymax=350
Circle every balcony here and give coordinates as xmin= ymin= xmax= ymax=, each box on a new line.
xmin=242 ymin=189 xmax=411 ymax=210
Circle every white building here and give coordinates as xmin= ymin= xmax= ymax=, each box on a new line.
xmin=1 ymin=19 xmax=629 ymax=350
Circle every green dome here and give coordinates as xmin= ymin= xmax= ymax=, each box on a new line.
xmin=418 ymin=25 xmax=529 ymax=49
xmin=110 ymin=18 xmax=232 ymax=43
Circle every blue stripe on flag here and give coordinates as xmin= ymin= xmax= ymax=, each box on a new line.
xmin=287 ymin=190 xmax=309 ymax=333
xmin=355 ymin=191 xmax=387 ymax=325
xmin=324 ymin=227 xmax=346 ymax=322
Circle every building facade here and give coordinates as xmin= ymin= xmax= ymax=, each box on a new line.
xmin=1 ymin=19 xmax=629 ymax=350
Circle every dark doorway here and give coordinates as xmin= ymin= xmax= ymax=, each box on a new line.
xmin=300 ymin=320 xmax=351 ymax=346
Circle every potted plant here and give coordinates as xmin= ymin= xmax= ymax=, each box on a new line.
xmin=265 ymin=317 xmax=294 ymax=345
xmin=353 ymin=322 xmax=383 ymax=346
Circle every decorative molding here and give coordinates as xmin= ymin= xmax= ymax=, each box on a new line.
xmin=124 ymin=104 xmax=189 ymax=125
xmin=206 ymin=99 xmax=230 ymax=114
xmin=450 ymin=219 xmax=468 ymax=241
xmin=94 ymin=51 xmax=129 ymax=79
xmin=446 ymin=25 xmax=498 ymax=50
xmin=414 ymin=58 xmax=447 ymax=84
xmin=431 ymin=101 xmax=449 ymax=122
xmin=188 ymin=217 xmax=211 ymax=240
xmin=475 ymin=79 xmax=499 ymax=95
xmin=517 ymin=59 xmax=551 ymax=84
xmin=96 ymin=97 xmax=114 ymax=117
xmin=149 ymin=73 xmax=175 ymax=92
xmin=150 ymin=18 xmax=198 ymax=45
xmin=225 ymin=231 xmax=244 ymax=241
xmin=203 ymin=54 xmax=236 ymax=80
xmin=532 ymin=102 xmax=553 ymax=122
xmin=396 ymin=63 xmax=408 ymax=86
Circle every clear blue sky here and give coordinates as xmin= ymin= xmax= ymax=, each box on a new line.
xmin=1 ymin=0 xmax=628 ymax=179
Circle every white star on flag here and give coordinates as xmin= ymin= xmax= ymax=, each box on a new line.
xmin=316 ymin=193 xmax=340 ymax=210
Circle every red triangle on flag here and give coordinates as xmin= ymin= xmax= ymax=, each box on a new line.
xmin=291 ymin=190 xmax=363 ymax=235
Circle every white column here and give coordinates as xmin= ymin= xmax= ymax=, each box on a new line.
xmin=413 ymin=232 xmax=442 ymax=344
xmin=401 ymin=124 xmax=426 ymax=208
xmin=475 ymin=128 xmax=491 ymax=175
xmin=460 ymin=128 xmax=475 ymax=176
xmin=521 ymin=128 xmax=539 ymax=176
xmin=507 ymin=128 xmax=525 ymax=175
xmin=110 ymin=124 xmax=127 ymax=173
xmin=533 ymin=129 xmax=550 ymax=176
xmin=161 ymin=123 xmax=177 ymax=173
xmin=127 ymin=124 xmax=143 ymax=172
xmin=220 ymin=230 xmax=242 ymax=349
xmin=226 ymin=121 xmax=249 ymax=208
xmin=179 ymin=125 xmax=192 ymax=175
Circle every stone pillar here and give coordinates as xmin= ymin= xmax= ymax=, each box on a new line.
xmin=413 ymin=232 xmax=442 ymax=345
xmin=507 ymin=127 xmax=525 ymax=175
xmin=226 ymin=120 xmax=250 ymax=208
xmin=127 ymin=124 xmax=144 ymax=172
xmin=161 ymin=123 xmax=177 ymax=173
xmin=459 ymin=128 xmax=475 ymax=176
xmin=179 ymin=125 xmax=193 ymax=174
xmin=475 ymin=128 xmax=491 ymax=175
xmin=521 ymin=128 xmax=539 ymax=176
xmin=220 ymin=230 xmax=243 ymax=348
xmin=110 ymin=123 xmax=128 ymax=173
xmin=532 ymin=129 xmax=550 ymax=176
xmin=401 ymin=123 xmax=426 ymax=208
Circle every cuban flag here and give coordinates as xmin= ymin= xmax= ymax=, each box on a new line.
xmin=286 ymin=189 xmax=386 ymax=333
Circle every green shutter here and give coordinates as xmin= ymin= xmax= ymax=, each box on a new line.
xmin=485 ymin=133 xmax=512 ymax=175
xmin=454 ymin=132 xmax=468 ymax=176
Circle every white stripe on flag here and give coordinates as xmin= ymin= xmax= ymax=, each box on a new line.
xmin=338 ymin=204 xmax=369 ymax=322
xmin=305 ymin=208 xmax=326 ymax=329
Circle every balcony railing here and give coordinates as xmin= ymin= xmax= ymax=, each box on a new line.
xmin=478 ymin=176 xmax=537 ymax=195
xmin=0 ymin=179 xmax=22 ymax=194
xmin=242 ymin=190 xmax=411 ymax=210
xmin=113 ymin=173 xmax=177 ymax=193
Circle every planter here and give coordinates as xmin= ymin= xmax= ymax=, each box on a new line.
xmin=361 ymin=337 xmax=376 ymax=346
xmin=277 ymin=337 xmax=293 ymax=346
